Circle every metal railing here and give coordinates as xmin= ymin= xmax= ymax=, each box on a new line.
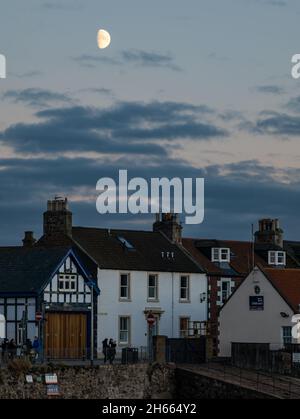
xmin=201 ymin=361 xmax=300 ymax=399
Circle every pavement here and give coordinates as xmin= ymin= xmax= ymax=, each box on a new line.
xmin=178 ymin=363 xmax=300 ymax=399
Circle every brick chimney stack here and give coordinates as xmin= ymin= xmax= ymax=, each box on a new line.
xmin=22 ymin=231 xmax=36 ymax=247
xmin=43 ymin=197 xmax=73 ymax=237
xmin=153 ymin=213 xmax=183 ymax=244
xmin=255 ymin=218 xmax=283 ymax=248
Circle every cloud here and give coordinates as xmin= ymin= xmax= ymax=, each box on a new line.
xmin=41 ymin=1 xmax=84 ymax=11
xmin=121 ymin=50 xmax=182 ymax=71
xmin=72 ymin=54 xmax=120 ymax=68
xmin=73 ymin=49 xmax=181 ymax=71
xmin=252 ymin=0 xmax=287 ymax=6
xmin=0 ymin=101 xmax=227 ymax=154
xmin=250 ymin=112 xmax=300 ymax=136
xmin=254 ymin=85 xmax=285 ymax=95
xmin=77 ymin=88 xmax=113 ymax=96
xmin=1 ymin=156 xmax=300 ymax=244
xmin=2 ymin=88 xmax=72 ymax=108
xmin=11 ymin=71 xmax=43 ymax=79
xmin=286 ymin=96 xmax=300 ymax=113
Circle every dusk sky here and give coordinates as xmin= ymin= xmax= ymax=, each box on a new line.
xmin=1 ymin=0 xmax=300 ymax=244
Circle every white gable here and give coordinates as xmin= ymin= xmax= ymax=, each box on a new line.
xmin=43 ymin=256 xmax=92 ymax=304
xmin=219 ymin=267 xmax=294 ymax=357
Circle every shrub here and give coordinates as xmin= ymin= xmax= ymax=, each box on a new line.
xmin=7 ymin=358 xmax=32 ymax=376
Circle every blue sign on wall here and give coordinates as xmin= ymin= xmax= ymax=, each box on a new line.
xmin=249 ymin=296 xmax=264 ymax=311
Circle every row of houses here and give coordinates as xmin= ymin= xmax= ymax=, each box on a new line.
xmin=0 ymin=197 xmax=300 ymax=360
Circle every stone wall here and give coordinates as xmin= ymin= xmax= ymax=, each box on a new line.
xmin=0 ymin=363 xmax=176 ymax=399
xmin=175 ymin=368 xmax=276 ymax=399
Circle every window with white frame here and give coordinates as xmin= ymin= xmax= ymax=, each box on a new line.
xmin=221 ymin=280 xmax=231 ymax=303
xmin=120 ymin=273 xmax=130 ymax=300
xmin=119 ymin=316 xmax=130 ymax=344
xmin=268 ymin=251 xmax=286 ymax=266
xmin=282 ymin=326 xmax=292 ymax=346
xmin=148 ymin=274 xmax=158 ymax=300
xmin=180 ymin=317 xmax=190 ymax=338
xmin=180 ymin=276 xmax=190 ymax=301
xmin=212 ymin=248 xmax=230 ymax=262
xmin=58 ymin=274 xmax=77 ymax=292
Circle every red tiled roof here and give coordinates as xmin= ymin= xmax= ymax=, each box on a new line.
xmin=182 ymin=238 xmax=267 ymax=276
xmin=263 ymin=267 xmax=300 ymax=313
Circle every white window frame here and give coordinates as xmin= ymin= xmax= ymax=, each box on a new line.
xmin=268 ymin=251 xmax=286 ymax=266
xmin=120 ymin=273 xmax=130 ymax=301
xmin=212 ymin=248 xmax=230 ymax=263
xmin=180 ymin=275 xmax=190 ymax=302
xmin=179 ymin=317 xmax=190 ymax=338
xmin=282 ymin=326 xmax=292 ymax=347
xmin=148 ymin=274 xmax=159 ymax=301
xmin=119 ymin=316 xmax=130 ymax=345
xmin=221 ymin=279 xmax=231 ymax=303
xmin=58 ymin=274 xmax=77 ymax=293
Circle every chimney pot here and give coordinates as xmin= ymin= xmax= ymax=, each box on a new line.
xmin=22 ymin=231 xmax=36 ymax=247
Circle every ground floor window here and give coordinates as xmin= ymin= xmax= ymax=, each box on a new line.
xmin=179 ymin=317 xmax=190 ymax=338
xmin=282 ymin=326 xmax=292 ymax=346
xmin=119 ymin=316 xmax=130 ymax=345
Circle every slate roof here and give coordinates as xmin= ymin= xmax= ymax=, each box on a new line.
xmin=284 ymin=241 xmax=300 ymax=264
xmin=182 ymin=238 xmax=300 ymax=277
xmin=71 ymin=227 xmax=203 ymax=273
xmin=0 ymin=246 xmax=72 ymax=294
xmin=262 ymin=267 xmax=300 ymax=313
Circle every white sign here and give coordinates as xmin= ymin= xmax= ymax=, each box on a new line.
xmin=45 ymin=373 xmax=58 ymax=384
xmin=26 ymin=375 xmax=34 ymax=384
xmin=293 ymin=353 xmax=300 ymax=364
xmin=0 ymin=314 xmax=5 ymax=339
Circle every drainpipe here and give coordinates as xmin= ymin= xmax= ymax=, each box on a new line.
xmin=91 ymin=289 xmax=94 ymax=366
xmin=171 ymin=272 xmax=174 ymax=338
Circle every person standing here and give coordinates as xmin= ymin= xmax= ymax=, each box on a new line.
xmin=1 ymin=338 xmax=8 ymax=363
xmin=102 ymin=338 xmax=109 ymax=363
xmin=8 ymin=339 xmax=17 ymax=360
xmin=108 ymin=339 xmax=117 ymax=365
xmin=32 ymin=336 xmax=40 ymax=361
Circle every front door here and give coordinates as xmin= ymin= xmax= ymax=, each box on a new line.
xmin=45 ymin=313 xmax=87 ymax=359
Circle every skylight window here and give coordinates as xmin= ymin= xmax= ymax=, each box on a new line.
xmin=117 ymin=236 xmax=135 ymax=250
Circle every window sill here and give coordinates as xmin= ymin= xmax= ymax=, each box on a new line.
xmin=179 ymin=299 xmax=191 ymax=304
xmin=119 ymin=298 xmax=132 ymax=302
xmin=147 ymin=299 xmax=159 ymax=303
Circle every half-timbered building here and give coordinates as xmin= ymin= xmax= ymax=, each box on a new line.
xmin=0 ymin=246 xmax=99 ymax=359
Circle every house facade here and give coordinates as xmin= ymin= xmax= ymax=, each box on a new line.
xmin=37 ymin=201 xmax=207 ymax=357
xmin=182 ymin=218 xmax=300 ymax=354
xmin=0 ymin=246 xmax=99 ymax=359
xmin=219 ymin=265 xmax=300 ymax=357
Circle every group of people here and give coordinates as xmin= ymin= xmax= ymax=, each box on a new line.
xmin=1 ymin=336 xmax=40 ymax=363
xmin=102 ymin=338 xmax=117 ymax=364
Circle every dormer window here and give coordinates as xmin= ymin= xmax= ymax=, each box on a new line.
xmin=268 ymin=251 xmax=286 ymax=266
xmin=212 ymin=248 xmax=230 ymax=263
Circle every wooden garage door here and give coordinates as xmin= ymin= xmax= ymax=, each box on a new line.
xmin=45 ymin=313 xmax=87 ymax=359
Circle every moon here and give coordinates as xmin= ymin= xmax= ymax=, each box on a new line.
xmin=97 ymin=29 xmax=111 ymax=49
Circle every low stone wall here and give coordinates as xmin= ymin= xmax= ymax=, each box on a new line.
xmin=0 ymin=363 xmax=176 ymax=399
xmin=175 ymin=368 xmax=276 ymax=399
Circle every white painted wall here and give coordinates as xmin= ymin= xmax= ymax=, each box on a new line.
xmin=97 ymin=268 xmax=207 ymax=355
xmin=219 ymin=268 xmax=296 ymax=357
